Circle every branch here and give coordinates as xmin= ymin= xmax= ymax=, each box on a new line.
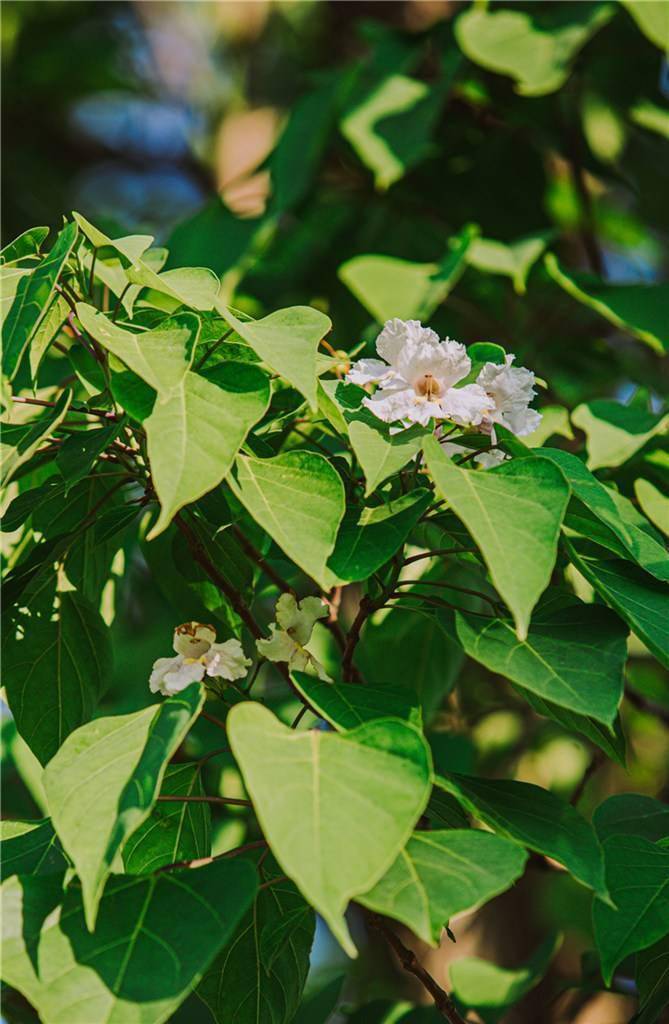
xmin=570 ymin=750 xmax=604 ymax=806
xmin=625 ymin=688 xmax=669 ymax=727
xmin=157 ymin=838 xmax=267 ymax=873
xmin=367 ymin=913 xmax=469 ymax=1024
xmin=157 ymin=794 xmax=251 ymax=808
xmin=402 ymin=547 xmax=477 ymax=566
xmin=341 ymin=595 xmax=372 ymax=683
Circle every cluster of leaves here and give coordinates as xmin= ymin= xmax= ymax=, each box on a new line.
xmin=2 ymin=2 xmax=669 ymax=1023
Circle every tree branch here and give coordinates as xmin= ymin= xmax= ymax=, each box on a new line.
xmin=157 ymin=794 xmax=251 ymax=808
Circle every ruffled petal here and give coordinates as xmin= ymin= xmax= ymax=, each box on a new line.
xmin=150 ymin=655 xmax=183 ymax=694
xmin=440 ymin=383 xmax=492 ymax=426
xmin=363 ymin=386 xmax=419 ymax=424
xmin=346 ymin=358 xmax=393 ymax=388
xmin=161 ymin=658 xmax=206 ymax=696
xmin=257 ymin=627 xmax=297 ymax=664
xmin=205 ymin=639 xmax=251 ymax=681
xmin=376 ymin=318 xmax=439 ymax=367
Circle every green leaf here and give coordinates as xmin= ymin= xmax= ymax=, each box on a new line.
xmin=467 ymin=233 xmax=551 ymax=294
xmin=340 ymin=74 xmax=443 ymax=190
xmin=291 ymin=672 xmax=421 ymax=730
xmin=76 ymin=305 xmax=200 ymax=398
xmin=0 ymin=820 xmax=67 ymax=881
xmin=348 ymin=409 xmax=428 ymax=497
xmin=593 ymin=836 xmax=669 ymax=985
xmin=545 ymin=253 xmax=669 ymax=354
xmin=423 ymin=436 xmax=570 ymax=639
xmin=0 ymin=389 xmax=72 ymax=486
xmin=455 ymin=3 xmax=614 ymax=97
xmin=571 ymin=400 xmax=668 ymax=470
xmin=594 ymin=795 xmax=669 ymax=844
xmin=1 ymin=226 xmax=49 ymax=264
xmin=230 ymin=450 xmax=345 ymax=589
xmin=567 ymin=544 xmax=669 ymax=669
xmin=72 ymin=211 xmax=153 ymax=262
xmin=542 ymin=449 xmax=669 ymax=582
xmin=56 ymin=420 xmax=124 ymax=491
xmin=517 ymin=691 xmax=626 ymax=766
xmin=1 ymin=859 xmax=257 ymax=1024
xmin=44 ymin=684 xmax=204 ymax=930
xmin=215 ymin=303 xmax=331 ymax=410
xmin=356 ymin=606 xmax=464 ymax=715
xmin=29 ymin=294 xmax=69 ymax=378
xmin=635 ymin=479 xmax=669 ymax=538
xmin=198 ymin=868 xmax=315 ymax=1024
xmin=269 ymin=77 xmax=339 ymax=213
xmin=455 ymin=602 xmax=627 ymax=725
xmin=339 ymin=252 xmax=459 ymax=323
xmin=146 ymin=363 xmax=270 ymax=539
xmin=635 ymin=935 xmax=669 ymax=1024
xmin=2 ymin=221 xmax=78 ymax=378
xmin=227 ymin=703 xmax=432 ymax=956
xmin=130 ymin=265 xmax=221 ymax=311
xmin=327 ymin=489 xmax=432 ymax=583
xmin=524 ymin=405 xmax=574 ymax=448
xmin=620 ymin=0 xmax=669 ymax=50
xmin=122 ymin=763 xmax=211 ymax=874
xmin=450 ymin=933 xmax=562 ymax=1024
xmin=358 ymin=829 xmax=527 ymax=945
xmin=437 ymin=772 xmax=608 ymax=896
xmin=3 ymin=588 xmax=112 ymax=765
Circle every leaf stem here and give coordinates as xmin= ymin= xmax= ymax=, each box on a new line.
xmin=157 ymin=794 xmax=251 ymax=808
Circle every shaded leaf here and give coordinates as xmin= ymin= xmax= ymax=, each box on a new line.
xmin=291 ymin=672 xmax=421 ymax=730
xmin=594 ymin=794 xmax=669 ymax=844
xmin=0 ymin=821 xmax=67 ymax=881
xmin=0 ymin=389 xmax=72 ymax=486
xmin=571 ymin=399 xmax=668 ymax=471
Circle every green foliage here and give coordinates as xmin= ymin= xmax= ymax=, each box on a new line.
xmin=2 ymin=1 xmax=668 ymax=1018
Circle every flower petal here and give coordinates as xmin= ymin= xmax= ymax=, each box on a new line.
xmin=205 ymin=639 xmax=251 ymax=681
xmin=440 ymin=383 xmax=491 ymax=426
xmin=346 ymin=358 xmax=393 ymax=387
xmin=161 ymin=658 xmax=206 ymax=696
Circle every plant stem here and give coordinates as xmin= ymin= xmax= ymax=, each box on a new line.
xmin=403 ymin=547 xmax=477 ymax=566
xmin=157 ymin=794 xmax=251 ymax=808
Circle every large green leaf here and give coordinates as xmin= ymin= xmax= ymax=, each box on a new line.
xmin=0 ymin=820 xmax=67 ymax=881
xmin=437 ymin=773 xmax=608 ymax=896
xmin=130 ymin=265 xmax=221 ymax=311
xmin=571 ymin=400 xmax=668 ymax=471
xmin=542 ymin=448 xmax=669 ymax=582
xmin=2 ymin=221 xmax=78 ymax=378
xmin=198 ymin=867 xmax=315 ymax=1024
xmin=215 ymin=303 xmax=331 ymax=410
xmin=358 ymin=829 xmax=527 ymax=945
xmin=594 ymin=794 xmax=669 ymax=844
xmin=545 ymin=253 xmax=669 ymax=354
xmin=227 ymin=703 xmax=432 ymax=956
xmin=1 ymin=225 xmax=49 ymax=264
xmin=146 ymin=363 xmax=270 ymax=539
xmin=450 ymin=934 xmax=562 ymax=1024
xmin=635 ymin=479 xmax=669 ymax=538
xmin=3 ymin=588 xmax=112 ymax=765
xmin=567 ymin=544 xmax=669 ymax=669
xmin=76 ymin=304 xmax=200 ymax=397
xmin=593 ymin=836 xmax=669 ymax=985
xmin=620 ymin=0 xmax=669 ymax=50
xmin=44 ymin=684 xmax=204 ymax=929
xmin=348 ymin=408 xmax=427 ymax=497
xmin=1 ymin=860 xmax=257 ymax=1024
xmin=423 ymin=436 xmax=570 ymax=639
xmin=466 ymin=233 xmax=551 ymax=294
xmin=455 ymin=3 xmax=614 ymax=97
xmin=122 ymin=763 xmax=211 ymax=874
xmin=635 ymin=935 xmax=669 ymax=1024
xmin=291 ymin=672 xmax=420 ymax=730
xmin=327 ymin=490 xmax=432 ymax=583
xmin=455 ymin=602 xmax=627 ymax=725
xmin=230 ymin=450 xmax=345 ymax=589
xmin=518 ymin=690 xmax=626 ymax=766
xmin=0 ymin=389 xmax=72 ymax=486
xmin=72 ymin=211 xmax=153 ymax=262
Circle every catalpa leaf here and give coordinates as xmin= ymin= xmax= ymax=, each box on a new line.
xmin=291 ymin=672 xmax=421 ymax=730
xmin=0 ymin=820 xmax=68 ymax=881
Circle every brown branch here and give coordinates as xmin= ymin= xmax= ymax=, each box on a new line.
xmin=157 ymin=794 xmax=251 ymax=808
xmin=200 ymin=710 xmax=228 ymax=733
xmin=231 ymin=524 xmax=294 ymax=595
xmin=157 ymin=838 xmax=267 ymax=873
xmin=570 ymin=750 xmax=604 ymax=806
xmin=10 ymin=395 xmax=118 ymax=420
xmin=402 ymin=547 xmax=477 ymax=566
xmin=625 ymin=688 xmax=669 ymax=727
xmin=367 ymin=913 xmax=469 ymax=1024
xmin=395 ymin=578 xmax=501 ymax=613
xmin=341 ymin=595 xmax=372 ymax=683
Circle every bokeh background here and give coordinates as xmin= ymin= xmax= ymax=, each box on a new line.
xmin=2 ymin=2 xmax=668 ymax=1022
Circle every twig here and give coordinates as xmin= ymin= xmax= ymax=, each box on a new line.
xmin=157 ymin=794 xmax=251 ymax=808
xmin=10 ymin=395 xmax=118 ymax=420
xmin=157 ymin=838 xmax=267 ymax=873
xmin=395 ymin=578 xmax=501 ymax=613
xmin=341 ymin=595 xmax=372 ymax=683
xmin=570 ymin=750 xmax=605 ymax=806
xmin=231 ymin=525 xmax=294 ymax=595
xmin=403 ymin=547 xmax=477 ymax=566
xmin=194 ymin=328 xmax=234 ymax=371
xmin=625 ymin=688 xmax=669 ymax=727
xmin=367 ymin=913 xmax=468 ymax=1023
xmin=197 ymin=745 xmax=230 ymax=765
xmin=258 ymin=874 xmax=289 ymax=892
xmin=200 ymin=710 xmax=228 ymax=733
xmin=291 ymin=705 xmax=309 ymax=729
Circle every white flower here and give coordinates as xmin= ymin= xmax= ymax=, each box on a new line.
xmin=150 ymin=621 xmax=250 ymax=697
xmin=476 ymin=355 xmax=542 ymax=438
xmin=347 ymin=318 xmax=490 ymax=428
xmin=441 ymin=442 xmax=508 ymax=469
xmin=257 ymin=593 xmax=329 ymax=680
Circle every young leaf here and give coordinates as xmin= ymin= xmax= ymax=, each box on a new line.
xmin=455 ymin=602 xmax=627 ymax=725
xmin=449 ymin=933 xmax=562 ymax=1024
xmin=145 ymin=363 xmax=270 ymax=539
xmin=571 ymin=399 xmax=668 ymax=471
xmin=0 ymin=820 xmax=67 ymax=881
xmin=0 ymin=389 xmax=72 ymax=486
xmin=466 ymin=233 xmax=551 ymax=294
xmin=230 ymin=450 xmax=345 ymax=589
xmin=437 ymin=773 xmax=608 ymax=897
xmin=593 ymin=835 xmax=669 ymax=985
xmin=227 ymin=703 xmax=432 ymax=957
xmin=44 ymin=683 xmax=204 ymax=930
xmin=198 ymin=870 xmax=315 ymax=1024
xmin=339 ymin=254 xmax=457 ymax=323
xmin=291 ymin=671 xmax=421 ymax=730
xmin=76 ymin=304 xmax=200 ymax=397
xmin=122 ymin=763 xmax=211 ymax=874
xmin=327 ymin=489 xmax=432 ymax=583
xmin=215 ymin=302 xmax=331 ymax=410
xmin=1 ymin=859 xmax=257 ymax=1024
xmin=358 ymin=829 xmax=527 ymax=945
xmin=3 ymin=588 xmax=112 ymax=765
xmin=423 ymin=436 xmax=570 ymax=639
xmin=2 ymin=221 xmax=78 ymax=379
xmin=1 ymin=225 xmax=49 ymax=264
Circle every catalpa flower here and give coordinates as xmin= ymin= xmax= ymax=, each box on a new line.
xmin=347 ymin=318 xmax=490 ymax=428
xmin=150 ymin=621 xmax=250 ymax=697
xmin=477 ymin=354 xmax=541 ymax=438
xmin=257 ymin=593 xmax=330 ymax=680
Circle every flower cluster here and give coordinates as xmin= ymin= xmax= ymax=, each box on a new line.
xmin=346 ymin=319 xmax=541 ymax=456
xmin=257 ymin=593 xmax=330 ymax=680
xmin=150 ymin=622 xmax=250 ymax=697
